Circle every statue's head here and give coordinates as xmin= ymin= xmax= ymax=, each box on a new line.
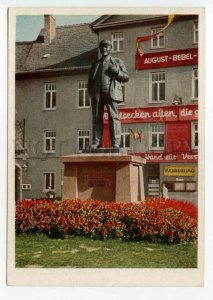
xmin=99 ymin=40 xmax=112 ymax=56
xmin=99 ymin=39 xmax=112 ymax=48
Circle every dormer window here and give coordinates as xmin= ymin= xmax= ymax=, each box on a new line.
xmin=42 ymin=53 xmax=50 ymax=59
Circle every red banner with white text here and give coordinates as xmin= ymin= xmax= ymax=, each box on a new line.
xmin=135 ymin=152 xmax=198 ymax=163
xmin=103 ymin=105 xmax=198 ymax=124
xmin=136 ymin=48 xmax=198 ymax=70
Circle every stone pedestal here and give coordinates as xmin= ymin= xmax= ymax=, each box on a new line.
xmin=61 ymin=153 xmax=146 ymax=203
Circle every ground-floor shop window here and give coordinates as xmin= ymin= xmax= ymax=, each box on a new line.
xmin=163 ymin=181 xmax=196 ymax=192
xmin=148 ymin=177 xmax=160 ymax=196
xmin=144 ymin=164 xmax=160 ymax=196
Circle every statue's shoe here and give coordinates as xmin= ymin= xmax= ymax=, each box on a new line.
xmin=112 ymin=144 xmax=120 ymax=149
xmin=90 ymin=144 xmax=101 ymax=149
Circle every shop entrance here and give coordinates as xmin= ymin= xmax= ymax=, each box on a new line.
xmin=144 ymin=164 xmax=160 ymax=197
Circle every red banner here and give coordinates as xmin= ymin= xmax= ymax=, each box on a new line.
xmin=136 ymin=48 xmax=198 ymax=70
xmin=166 ymin=122 xmax=191 ymax=152
xmin=103 ymin=105 xmax=198 ymax=124
xmin=135 ymin=152 xmax=198 ymax=163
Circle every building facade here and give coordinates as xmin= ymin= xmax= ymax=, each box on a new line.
xmin=15 ymin=14 xmax=199 ymax=204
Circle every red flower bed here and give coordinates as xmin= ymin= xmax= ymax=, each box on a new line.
xmin=15 ymin=198 xmax=198 ymax=244
xmin=144 ymin=197 xmax=198 ymax=220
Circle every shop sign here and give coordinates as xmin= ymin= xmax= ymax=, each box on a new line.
xmin=164 ymin=166 xmax=196 ymax=176
xmin=136 ymin=48 xmax=198 ymax=70
xmin=103 ymin=105 xmax=198 ymax=123
xmin=136 ymin=152 xmax=198 ymax=163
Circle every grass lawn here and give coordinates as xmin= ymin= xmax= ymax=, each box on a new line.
xmin=16 ymin=233 xmax=197 ymax=268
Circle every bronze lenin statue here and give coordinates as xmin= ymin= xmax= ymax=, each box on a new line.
xmin=88 ymin=39 xmax=129 ymax=149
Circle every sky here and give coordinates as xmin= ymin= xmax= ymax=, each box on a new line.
xmin=16 ymin=15 xmax=101 ymax=41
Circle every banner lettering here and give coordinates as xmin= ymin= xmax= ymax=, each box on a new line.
xmin=136 ymin=48 xmax=198 ymax=70
xmin=103 ymin=105 xmax=198 ymax=123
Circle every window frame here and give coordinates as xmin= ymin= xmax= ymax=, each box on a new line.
xmin=44 ymin=82 xmax=57 ymax=110
xmin=193 ymin=21 xmax=198 ymax=44
xmin=149 ymin=71 xmax=166 ymax=103
xmin=191 ymin=121 xmax=198 ymax=150
xmin=192 ymin=68 xmax=198 ymax=100
xmin=120 ymin=127 xmax=131 ymax=149
xmin=43 ymin=172 xmax=56 ymax=192
xmin=44 ymin=130 xmax=56 ymax=153
xmin=151 ymin=27 xmax=165 ymax=49
xmin=77 ymin=130 xmax=90 ymax=152
xmin=77 ymin=80 xmax=91 ymax=108
xmin=111 ymin=32 xmax=124 ymax=52
xmin=149 ymin=123 xmax=165 ymax=151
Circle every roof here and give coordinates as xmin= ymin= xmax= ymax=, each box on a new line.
xmin=16 ymin=42 xmax=33 ymax=71
xmin=16 ymin=23 xmax=98 ymax=76
xmin=91 ymin=15 xmax=167 ymax=30
xmin=91 ymin=14 xmax=198 ymax=31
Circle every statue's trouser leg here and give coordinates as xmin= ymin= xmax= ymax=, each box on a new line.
xmin=91 ymin=93 xmax=104 ymax=146
xmin=103 ymin=94 xmax=121 ymax=146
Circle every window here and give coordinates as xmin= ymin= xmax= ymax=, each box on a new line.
xmin=44 ymin=131 xmax=56 ymax=153
xmin=151 ymin=27 xmax=165 ymax=48
xmin=120 ymin=127 xmax=130 ymax=149
xmin=150 ymin=72 xmax=166 ymax=102
xmin=78 ymin=81 xmax=90 ymax=108
xmin=78 ymin=130 xmax=90 ymax=151
xmin=150 ymin=124 xmax=165 ymax=150
xmin=173 ymin=182 xmax=185 ymax=191
xmin=15 ymin=119 xmax=25 ymax=150
xmin=43 ymin=172 xmax=56 ymax=191
xmin=45 ymin=82 xmax=56 ymax=109
xmin=148 ymin=177 xmax=160 ymax=196
xmin=164 ymin=181 xmax=196 ymax=192
xmin=192 ymin=68 xmax=198 ymax=100
xmin=112 ymin=32 xmax=124 ymax=52
xmin=193 ymin=21 xmax=198 ymax=44
xmin=192 ymin=122 xmax=198 ymax=149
